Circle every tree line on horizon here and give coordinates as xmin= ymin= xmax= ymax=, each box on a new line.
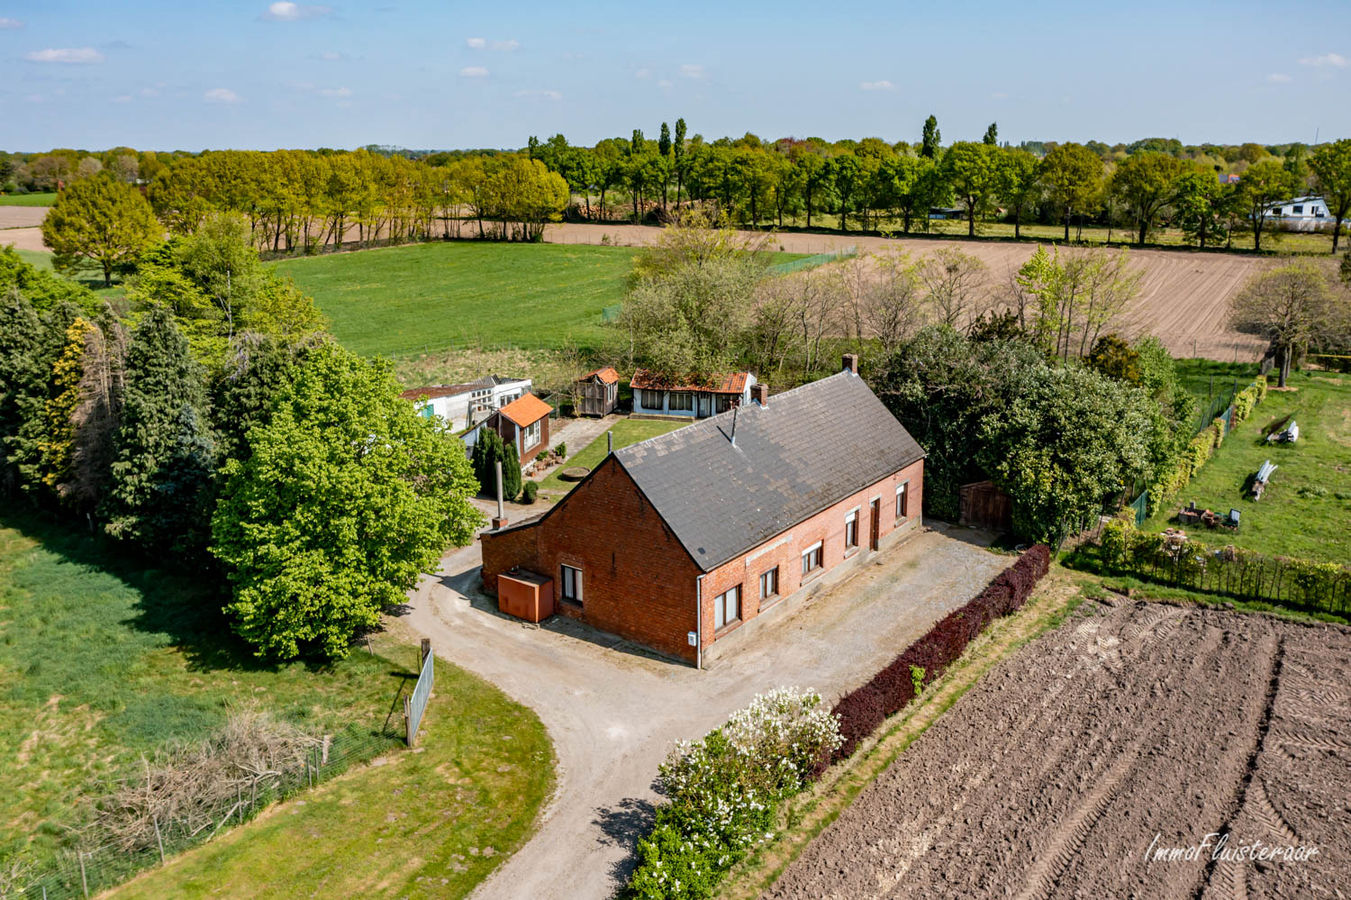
xmin=9 ymin=122 xmax=1351 ymax=255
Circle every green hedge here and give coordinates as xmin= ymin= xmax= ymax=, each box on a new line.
xmin=1148 ymin=376 xmax=1267 ymax=515
xmin=1097 ymin=519 xmax=1351 ymax=615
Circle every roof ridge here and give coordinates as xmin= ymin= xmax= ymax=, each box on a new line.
xmin=616 ymin=370 xmax=852 ymax=458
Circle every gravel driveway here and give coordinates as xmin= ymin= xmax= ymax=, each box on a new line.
xmin=399 ymin=521 xmax=1008 ymax=900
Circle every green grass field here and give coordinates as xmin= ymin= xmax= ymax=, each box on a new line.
xmin=537 ymin=418 xmax=688 ymax=496
xmin=0 ymin=193 xmax=57 ymax=206
xmin=1141 ymin=369 xmax=1351 ymax=563
xmin=0 ymin=507 xmax=551 ymax=896
xmin=275 ymin=242 xmax=635 ymax=357
xmin=275 ymin=241 xmax=805 ymax=359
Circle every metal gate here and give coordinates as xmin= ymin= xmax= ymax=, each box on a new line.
xmin=404 ymin=643 xmax=434 ymax=746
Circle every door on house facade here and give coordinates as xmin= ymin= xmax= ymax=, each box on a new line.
xmin=697 ymin=395 xmax=713 ymax=417
xmin=869 ymin=498 xmax=881 ymax=551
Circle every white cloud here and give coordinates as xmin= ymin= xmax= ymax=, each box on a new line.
xmin=860 ymin=80 xmax=894 ymax=91
xmin=634 ymin=67 xmax=651 ymax=79
xmin=0 ymin=17 xmax=23 ymax=29
xmin=1297 ymin=52 xmax=1347 ymax=67
xmin=1267 ymin=72 xmax=1292 ymax=83
xmin=467 ymin=37 xmax=519 ymax=50
xmin=515 ymin=89 xmax=562 ymax=100
xmin=466 ymin=37 xmax=486 ymax=49
xmin=990 ymin=91 xmax=1009 ymax=100
xmin=114 ymin=94 xmax=132 ymax=103
xmin=319 ymin=50 xmax=345 ymax=61
xmin=657 ymin=78 xmax=673 ymax=89
xmin=262 ymin=2 xmax=331 ymax=21
xmin=459 ymin=66 xmax=488 ymax=78
xmin=680 ymin=64 xmax=705 ymax=79
xmin=204 ymin=87 xmax=242 ymax=104
xmin=492 ymin=39 xmax=519 ymax=51
xmin=25 ymin=47 xmax=104 ymax=64
xmin=319 ymin=86 xmax=352 ymax=97
xmin=140 ymin=86 xmax=160 ymax=96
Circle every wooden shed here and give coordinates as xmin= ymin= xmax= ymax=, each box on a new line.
xmin=575 ymin=367 xmax=620 ymax=416
xmin=959 ymin=480 xmax=1013 ymax=532
xmin=497 ymin=569 xmax=554 ymax=623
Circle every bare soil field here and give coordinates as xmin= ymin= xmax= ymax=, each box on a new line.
xmin=0 ymin=206 xmax=48 ymax=229
xmin=765 ymin=600 xmax=1350 ymax=900
xmin=545 ymin=223 xmax=1269 ymax=362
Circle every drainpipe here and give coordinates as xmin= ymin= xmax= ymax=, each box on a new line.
xmin=695 ymin=574 xmax=705 ymax=670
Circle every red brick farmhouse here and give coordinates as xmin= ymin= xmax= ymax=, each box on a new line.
xmin=480 ymin=357 xmax=925 ymax=666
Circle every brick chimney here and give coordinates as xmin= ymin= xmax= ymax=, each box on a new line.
xmin=751 ymin=382 xmax=769 ymax=407
xmin=842 ymin=353 xmax=859 ymax=375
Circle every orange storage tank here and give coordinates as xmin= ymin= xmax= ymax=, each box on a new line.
xmin=497 ymin=569 xmax=554 ymax=623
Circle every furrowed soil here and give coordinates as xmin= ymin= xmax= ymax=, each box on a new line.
xmin=764 ymin=600 xmax=1351 ymax=900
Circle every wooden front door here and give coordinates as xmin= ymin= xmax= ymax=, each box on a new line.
xmin=869 ymin=498 xmax=881 ymax=551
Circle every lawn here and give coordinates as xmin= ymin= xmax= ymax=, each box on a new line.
xmin=274 ymin=241 xmax=806 ymax=359
xmin=1140 ymin=369 xmax=1351 ymax=563
xmin=0 ymin=193 xmax=57 ymax=206
xmin=105 ymin=650 xmax=553 ymax=900
xmin=537 ymin=418 xmax=688 ymax=496
xmin=274 ymin=242 xmax=635 ymax=358
xmin=0 ymin=507 xmax=551 ymax=898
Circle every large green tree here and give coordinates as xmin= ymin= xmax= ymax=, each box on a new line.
xmin=1230 ymin=259 xmax=1335 ymax=386
xmin=1110 ymin=152 xmax=1186 ymax=245
xmin=1038 ymin=143 xmax=1104 ymax=242
xmin=995 ymin=147 xmax=1040 ymax=239
xmin=212 ymin=345 xmax=483 ymax=659
xmin=941 ymin=141 xmax=999 ymax=237
xmin=41 ymin=172 xmax=160 ymax=285
xmin=1310 ymin=138 xmax=1351 ymax=254
xmin=1235 ymin=158 xmax=1296 ymax=252
xmin=102 ymin=306 xmax=213 ymax=550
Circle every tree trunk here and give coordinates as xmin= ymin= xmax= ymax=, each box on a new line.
xmin=1333 ymin=215 xmax=1344 ymax=254
xmin=968 ymin=201 xmax=976 ymax=237
xmin=1064 ymin=212 xmax=1070 ymax=242
xmin=1139 ymin=217 xmax=1147 ymax=246
xmin=1014 ymin=209 xmax=1022 ymax=239
xmin=1254 ymin=216 xmax=1263 ymax=252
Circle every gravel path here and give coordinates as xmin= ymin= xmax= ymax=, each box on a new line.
xmin=765 ymin=602 xmax=1351 ymax=900
xmin=398 ymin=522 xmax=1008 ymax=900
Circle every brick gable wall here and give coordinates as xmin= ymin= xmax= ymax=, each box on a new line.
xmin=480 ymin=456 xmax=703 ymax=662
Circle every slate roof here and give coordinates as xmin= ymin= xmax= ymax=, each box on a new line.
xmin=630 ymin=369 xmax=750 ymax=394
xmin=499 ymin=393 xmax=552 ymax=427
xmin=614 ymin=370 xmax=924 ymax=572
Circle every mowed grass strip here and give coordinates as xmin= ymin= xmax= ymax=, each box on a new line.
xmin=1141 ymin=369 xmax=1351 ymax=563
xmin=0 ymin=193 xmax=57 ymax=207
xmin=0 ymin=505 xmax=551 ymax=899
xmin=537 ymin=418 xmax=688 ymax=495
xmin=104 ymin=651 xmax=553 ymax=900
xmin=274 ymin=242 xmax=636 ymax=357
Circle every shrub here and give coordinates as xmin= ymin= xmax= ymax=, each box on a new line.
xmin=830 ymin=545 xmax=1051 ymax=762
xmin=554 ymin=441 xmax=567 ymax=458
xmin=522 ymin=481 xmax=539 ymax=503
xmin=627 ymin=688 xmax=840 ymax=900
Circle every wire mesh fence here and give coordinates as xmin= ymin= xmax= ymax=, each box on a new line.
xmin=766 ymin=245 xmax=858 ymax=277
xmin=404 ymin=645 xmax=434 ymax=746
xmin=3 ymin=718 xmax=404 ymax=899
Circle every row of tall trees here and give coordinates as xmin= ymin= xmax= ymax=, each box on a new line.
xmin=0 ymin=236 xmax=482 ymax=659
xmin=529 ymin=126 xmax=1351 ymax=252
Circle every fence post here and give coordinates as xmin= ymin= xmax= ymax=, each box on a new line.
xmin=79 ymin=852 xmax=89 ymax=899
xmin=420 ymin=638 xmax=431 ymax=669
xmin=404 ymin=695 xmax=414 ymax=747
xmin=154 ymin=814 xmax=165 ymax=865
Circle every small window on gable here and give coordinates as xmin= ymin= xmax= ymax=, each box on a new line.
xmin=896 ymin=482 xmax=909 ymax=519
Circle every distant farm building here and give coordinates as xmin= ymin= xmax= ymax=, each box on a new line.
xmin=400 ymin=375 xmax=531 ymax=431
xmin=1266 ymin=195 xmax=1345 ymax=233
xmin=574 ymin=366 xmax=620 ymax=417
xmin=631 ymin=369 xmax=756 ymax=419
xmin=481 ymin=355 xmax=926 ymax=665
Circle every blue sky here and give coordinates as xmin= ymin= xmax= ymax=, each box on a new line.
xmin=2 ymin=0 xmax=1348 ymax=152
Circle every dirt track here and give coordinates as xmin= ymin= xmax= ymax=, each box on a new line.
xmin=765 ymin=601 xmax=1350 ymax=900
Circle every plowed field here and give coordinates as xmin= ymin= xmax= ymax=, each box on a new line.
xmin=765 ymin=601 xmax=1350 ymax=900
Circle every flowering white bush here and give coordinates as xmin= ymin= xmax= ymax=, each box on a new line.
xmin=628 ymin=688 xmax=841 ymax=900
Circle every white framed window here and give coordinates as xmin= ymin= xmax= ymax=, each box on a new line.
xmin=715 ymin=394 xmax=734 ymax=413
xmin=801 ymin=541 xmax=823 ymax=577
xmin=668 ymin=391 xmax=693 ymax=411
xmin=759 ymin=567 xmax=779 ymax=600
xmin=523 ymin=419 xmax=541 ymax=450
xmin=560 ymin=565 xmax=582 ymax=605
xmin=640 ymin=389 xmax=664 ymax=410
xmin=844 ymin=508 xmax=859 ymax=549
xmin=713 ymin=585 xmax=740 ymax=631
xmin=896 ymin=482 xmax=909 ymax=519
